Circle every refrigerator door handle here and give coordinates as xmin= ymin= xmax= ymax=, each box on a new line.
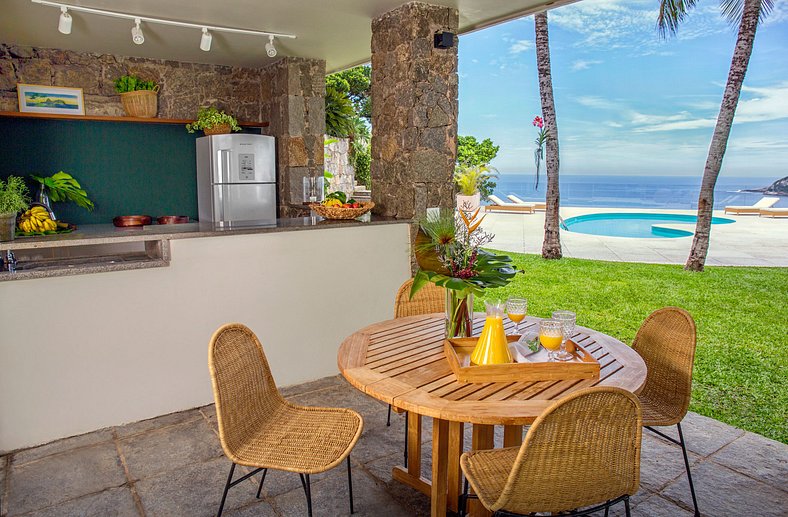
xmin=217 ymin=149 xmax=232 ymax=184
xmin=217 ymin=185 xmax=225 ymax=223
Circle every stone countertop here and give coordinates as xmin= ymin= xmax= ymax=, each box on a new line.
xmin=0 ymin=215 xmax=410 ymax=250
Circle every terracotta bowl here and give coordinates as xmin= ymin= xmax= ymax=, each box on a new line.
xmin=156 ymin=216 xmax=190 ymax=224
xmin=113 ymin=215 xmax=152 ymax=227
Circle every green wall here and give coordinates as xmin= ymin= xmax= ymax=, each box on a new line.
xmin=0 ymin=117 xmax=203 ymax=225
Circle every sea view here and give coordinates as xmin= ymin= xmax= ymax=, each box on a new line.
xmin=492 ymin=174 xmax=786 ymax=210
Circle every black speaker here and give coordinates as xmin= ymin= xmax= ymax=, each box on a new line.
xmin=434 ymin=31 xmax=455 ymax=49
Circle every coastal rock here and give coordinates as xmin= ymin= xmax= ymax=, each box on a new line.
xmin=765 ymin=176 xmax=788 ymax=195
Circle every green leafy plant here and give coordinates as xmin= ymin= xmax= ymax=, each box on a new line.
xmin=325 ymin=86 xmax=355 ymax=138
xmin=114 ymin=75 xmax=158 ymax=93
xmin=0 ymin=176 xmax=30 ymax=214
xmin=326 ymin=65 xmax=371 ymax=120
xmin=454 ymin=164 xmax=495 ymax=196
xmin=31 ymin=172 xmax=94 ymax=211
xmin=457 ymin=135 xmax=500 ymax=199
xmin=185 ymin=107 xmax=241 ymax=133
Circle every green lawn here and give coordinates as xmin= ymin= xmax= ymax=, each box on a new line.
xmin=476 ymin=252 xmax=788 ymax=444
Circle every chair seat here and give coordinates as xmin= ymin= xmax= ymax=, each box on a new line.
xmin=231 ymin=402 xmax=362 ymax=475
xmin=461 ymin=446 xmax=519 ymax=510
xmin=638 ymin=392 xmax=682 ymax=427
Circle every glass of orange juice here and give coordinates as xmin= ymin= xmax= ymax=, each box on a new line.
xmin=505 ymin=297 xmax=528 ymax=334
xmin=539 ymin=319 xmax=563 ymax=361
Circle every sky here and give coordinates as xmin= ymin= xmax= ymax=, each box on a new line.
xmin=457 ymin=0 xmax=788 ymax=177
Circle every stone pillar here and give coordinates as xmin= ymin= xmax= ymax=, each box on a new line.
xmin=262 ymin=57 xmax=326 ymax=217
xmin=371 ymin=2 xmax=459 ymax=220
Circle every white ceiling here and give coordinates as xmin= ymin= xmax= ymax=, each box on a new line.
xmin=1 ymin=0 xmax=575 ymax=72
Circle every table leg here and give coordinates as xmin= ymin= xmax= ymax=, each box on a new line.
xmin=392 ymin=413 xmax=431 ymax=495
xmin=431 ymin=418 xmax=450 ymax=517
xmin=447 ymin=421 xmax=464 ymax=512
xmin=503 ymin=425 xmax=523 ymax=448
xmin=469 ymin=424 xmax=495 ymax=517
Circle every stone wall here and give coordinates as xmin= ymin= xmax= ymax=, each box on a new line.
xmin=0 ymin=44 xmax=267 ymax=122
xmin=262 ymin=58 xmax=326 ymax=217
xmin=370 ymin=2 xmax=459 ymax=219
xmin=324 ymin=138 xmax=355 ymax=199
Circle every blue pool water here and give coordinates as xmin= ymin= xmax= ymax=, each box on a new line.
xmin=563 ymin=213 xmax=735 ymax=239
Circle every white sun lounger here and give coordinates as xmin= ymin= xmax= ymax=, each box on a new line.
xmin=724 ymin=197 xmax=779 ymax=214
xmin=759 ymin=207 xmax=788 ymax=218
xmin=507 ymin=194 xmax=547 ymax=211
xmin=485 ymin=195 xmax=535 ymax=213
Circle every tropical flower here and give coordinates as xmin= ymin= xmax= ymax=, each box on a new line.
xmin=532 ymin=114 xmax=549 ymax=190
xmin=533 ymin=116 xmax=544 ymax=129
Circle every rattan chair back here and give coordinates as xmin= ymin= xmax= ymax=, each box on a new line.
xmin=490 ymin=387 xmax=641 ymax=513
xmin=394 ymin=278 xmax=446 ymax=318
xmin=208 ymin=323 xmax=285 ymax=463
xmin=632 ymin=307 xmax=697 ymax=426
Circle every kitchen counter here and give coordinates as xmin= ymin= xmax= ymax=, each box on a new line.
xmin=0 ymin=215 xmax=409 ymax=281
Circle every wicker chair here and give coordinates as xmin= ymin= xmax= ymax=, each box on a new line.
xmin=208 ymin=323 xmax=363 ymax=517
xmin=459 ymin=387 xmax=642 ymax=517
xmin=632 ymin=307 xmax=700 ymax=516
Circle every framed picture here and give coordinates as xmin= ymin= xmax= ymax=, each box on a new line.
xmin=17 ymin=83 xmax=85 ymax=115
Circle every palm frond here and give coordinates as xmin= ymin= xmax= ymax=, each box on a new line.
xmin=657 ymin=0 xmax=699 ymax=38
xmin=721 ymin=0 xmax=773 ymax=26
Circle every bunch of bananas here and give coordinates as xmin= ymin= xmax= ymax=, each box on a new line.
xmin=18 ymin=206 xmax=57 ymax=233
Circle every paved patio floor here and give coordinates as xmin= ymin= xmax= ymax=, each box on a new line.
xmin=481 ymin=207 xmax=788 ymax=266
xmin=1 ymin=375 xmax=786 ymax=517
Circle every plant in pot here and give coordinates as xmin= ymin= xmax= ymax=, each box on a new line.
xmin=115 ymin=74 xmax=159 ymax=118
xmin=454 ymin=164 xmax=494 ymax=212
xmin=186 ymin=107 xmax=242 ymax=136
xmin=0 ymin=176 xmax=30 ymax=242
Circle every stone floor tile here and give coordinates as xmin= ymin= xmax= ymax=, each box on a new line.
xmin=114 ymin=408 xmax=203 ymax=438
xmin=639 ymin=432 xmax=701 ymax=492
xmin=599 ymin=488 xmax=656 ymax=517
xmin=647 ymin=412 xmax=746 ymax=457
xmin=710 ymin=432 xmax=788 ymax=490
xmin=11 ymin=429 xmax=115 ymax=466
xmin=135 ymin=456 xmax=259 ymax=517
xmin=199 ymin=404 xmax=218 ymax=432
xmin=279 ymin=375 xmax=346 ymax=398
xmin=14 ymin=486 xmax=139 ymax=517
xmin=628 ymin=494 xmax=693 ymax=517
xmin=1 ymin=454 xmax=8 ymax=516
xmin=363 ymin=453 xmax=430 ymax=516
xmin=270 ymin=461 xmax=412 ymax=517
xmin=221 ymin=499 xmax=279 ymax=517
xmin=6 ymin=442 xmax=126 ymax=515
xmin=660 ymin=460 xmax=787 ymax=517
xmin=118 ymin=418 xmax=223 ymax=480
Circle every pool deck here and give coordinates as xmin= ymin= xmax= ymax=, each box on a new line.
xmin=481 ymin=207 xmax=788 ymax=266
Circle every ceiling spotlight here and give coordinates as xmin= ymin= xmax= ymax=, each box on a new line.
xmin=58 ymin=6 xmax=72 ymax=35
xmin=265 ymin=35 xmax=277 ymax=58
xmin=200 ymin=27 xmax=212 ymax=52
xmin=131 ymin=18 xmax=144 ymax=45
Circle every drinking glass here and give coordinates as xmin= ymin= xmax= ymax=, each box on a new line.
xmin=539 ymin=319 xmax=563 ymax=361
xmin=552 ymin=310 xmax=576 ymax=362
xmin=505 ymin=297 xmax=528 ymax=335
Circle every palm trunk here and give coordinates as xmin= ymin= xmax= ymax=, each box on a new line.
xmin=535 ymin=11 xmax=562 ymax=259
xmin=686 ymin=0 xmax=761 ymax=271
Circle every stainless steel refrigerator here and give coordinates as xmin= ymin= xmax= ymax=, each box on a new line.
xmin=196 ymin=134 xmax=277 ymax=226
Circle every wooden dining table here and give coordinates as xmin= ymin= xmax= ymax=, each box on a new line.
xmin=337 ymin=314 xmax=647 ymax=517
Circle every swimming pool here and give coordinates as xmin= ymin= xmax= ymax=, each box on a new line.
xmin=562 ymin=212 xmax=735 ymax=239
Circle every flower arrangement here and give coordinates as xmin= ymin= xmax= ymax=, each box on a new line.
xmin=533 ymin=115 xmax=549 ymax=190
xmin=412 ymin=208 xmax=519 ymax=337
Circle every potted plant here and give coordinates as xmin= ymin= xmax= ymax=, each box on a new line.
xmin=0 ymin=176 xmax=30 ymax=242
xmin=115 ymin=74 xmax=159 ymax=118
xmin=454 ymin=164 xmax=494 ymax=212
xmin=186 ymin=107 xmax=242 ymax=135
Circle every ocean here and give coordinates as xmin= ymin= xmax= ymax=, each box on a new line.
xmin=492 ymin=174 xmax=787 ymax=210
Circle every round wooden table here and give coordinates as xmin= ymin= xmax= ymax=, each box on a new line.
xmin=338 ymin=314 xmax=647 ymax=517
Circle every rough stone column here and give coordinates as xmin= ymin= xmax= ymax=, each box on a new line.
xmin=262 ymin=57 xmax=326 ymax=217
xmin=371 ymin=2 xmax=459 ymax=220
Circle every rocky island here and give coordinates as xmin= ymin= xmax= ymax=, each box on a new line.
xmin=743 ymin=176 xmax=788 ymax=195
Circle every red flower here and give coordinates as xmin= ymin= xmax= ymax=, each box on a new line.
xmin=532 ymin=116 xmax=544 ymax=129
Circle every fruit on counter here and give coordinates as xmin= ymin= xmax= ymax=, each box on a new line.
xmin=321 ymin=191 xmax=363 ymax=208
xmin=18 ymin=206 xmax=57 ymax=233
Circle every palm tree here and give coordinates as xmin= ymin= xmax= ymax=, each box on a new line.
xmin=657 ymin=0 xmax=773 ymax=271
xmin=534 ymin=10 xmax=562 ymax=259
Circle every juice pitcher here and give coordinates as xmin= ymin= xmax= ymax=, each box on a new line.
xmin=470 ymin=300 xmax=512 ymax=365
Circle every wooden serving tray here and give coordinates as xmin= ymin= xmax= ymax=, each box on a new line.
xmin=444 ymin=336 xmax=600 ymax=383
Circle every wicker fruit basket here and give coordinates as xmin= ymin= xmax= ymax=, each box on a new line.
xmin=309 ymin=201 xmax=375 ymax=220
xmin=204 ymin=124 xmax=232 ymax=136
xmin=120 ymin=88 xmax=158 ymax=118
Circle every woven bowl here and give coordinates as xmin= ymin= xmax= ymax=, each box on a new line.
xmin=204 ymin=124 xmax=232 ymax=136
xmin=120 ymin=90 xmax=158 ymax=118
xmin=309 ymin=201 xmax=375 ymax=220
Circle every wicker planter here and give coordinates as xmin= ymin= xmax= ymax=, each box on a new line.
xmin=0 ymin=212 xmax=16 ymax=242
xmin=203 ymin=124 xmax=232 ymax=136
xmin=120 ymin=88 xmax=158 ymax=118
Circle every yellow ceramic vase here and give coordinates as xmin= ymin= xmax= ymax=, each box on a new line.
xmin=470 ymin=300 xmax=512 ymax=365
